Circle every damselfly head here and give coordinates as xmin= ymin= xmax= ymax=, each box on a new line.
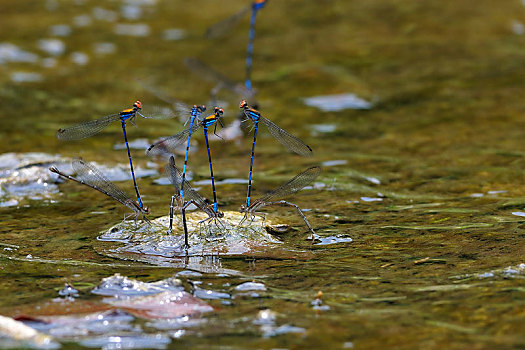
xmin=196 ymin=105 xmax=206 ymax=113
xmin=143 ymin=206 xmax=150 ymax=214
xmin=134 ymin=100 xmax=142 ymax=110
xmin=239 ymin=204 xmax=246 ymax=212
xmin=239 ymin=100 xmax=248 ymax=109
xmin=214 ymin=107 xmax=224 ymax=116
xmin=217 ymin=210 xmax=225 ymax=218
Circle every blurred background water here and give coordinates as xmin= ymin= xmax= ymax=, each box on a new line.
xmin=0 ymin=0 xmax=524 ymax=348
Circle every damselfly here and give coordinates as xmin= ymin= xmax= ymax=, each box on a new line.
xmin=49 ymin=159 xmax=150 ymax=224
xmin=57 ymin=101 xmax=174 ymax=210
xmin=147 ymin=107 xmax=224 ymax=212
xmin=166 ymin=156 xmax=224 ymax=248
xmin=205 ymin=0 xmax=268 ymax=90
xmin=239 ymin=166 xmax=321 ymax=241
xmin=239 ymin=99 xmax=313 ymax=208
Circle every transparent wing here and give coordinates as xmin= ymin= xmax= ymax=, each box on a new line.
xmin=135 ymin=78 xmax=192 ymax=123
xmin=57 ymin=114 xmax=120 ymax=141
xmin=256 ymin=166 xmax=321 ymax=205
xmin=71 ymin=159 xmax=135 ymax=209
xmin=137 ymin=105 xmax=185 ymax=120
xmin=184 ymin=57 xmax=239 ymax=93
xmin=205 ymin=5 xmax=251 ymax=39
xmin=146 ymin=123 xmax=201 ymax=157
xmin=165 ymin=156 xmax=210 ymax=210
xmin=260 ymin=116 xmax=313 ymax=157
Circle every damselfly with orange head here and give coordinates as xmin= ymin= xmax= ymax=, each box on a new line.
xmin=148 ymin=107 xmax=224 ymax=213
xmin=239 ymin=99 xmax=313 ymax=208
xmin=56 ymin=101 xmax=178 ymax=210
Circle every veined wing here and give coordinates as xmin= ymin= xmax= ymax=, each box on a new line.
xmin=205 ymin=5 xmax=251 ymax=39
xmin=165 ymin=156 xmax=210 ymax=211
xmin=146 ymin=123 xmax=201 ymax=157
xmin=70 ymin=159 xmax=138 ymax=211
xmin=57 ymin=113 xmax=120 ymax=140
xmin=256 ymin=166 xmax=321 ymax=205
xmin=260 ymin=116 xmax=313 ymax=157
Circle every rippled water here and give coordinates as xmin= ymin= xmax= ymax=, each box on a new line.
xmin=1 ymin=0 xmax=524 ymax=348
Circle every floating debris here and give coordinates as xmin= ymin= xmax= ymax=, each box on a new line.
xmin=303 ymin=93 xmax=372 ymax=111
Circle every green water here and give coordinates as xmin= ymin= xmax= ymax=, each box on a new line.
xmin=1 ymin=0 xmax=524 ymax=348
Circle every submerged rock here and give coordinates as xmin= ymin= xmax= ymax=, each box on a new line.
xmin=97 ymin=211 xmax=312 ymax=264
